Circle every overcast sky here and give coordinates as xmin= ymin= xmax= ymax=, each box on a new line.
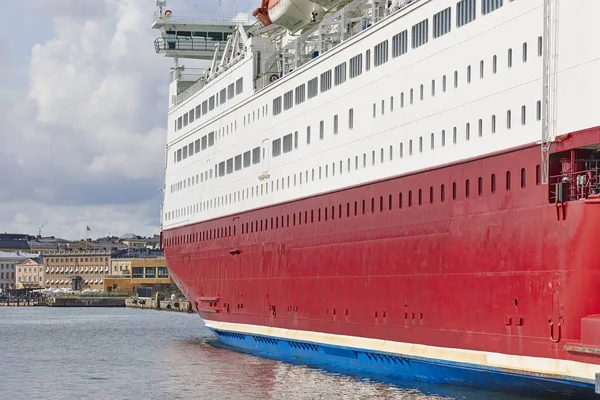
xmin=0 ymin=0 xmax=255 ymax=240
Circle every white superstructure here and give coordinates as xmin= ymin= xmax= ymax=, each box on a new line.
xmin=154 ymin=0 xmax=600 ymax=231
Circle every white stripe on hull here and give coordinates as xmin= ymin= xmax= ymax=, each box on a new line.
xmin=203 ymin=318 xmax=597 ymax=382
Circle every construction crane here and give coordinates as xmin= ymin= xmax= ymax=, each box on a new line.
xmin=38 ymin=220 xmax=48 ymax=238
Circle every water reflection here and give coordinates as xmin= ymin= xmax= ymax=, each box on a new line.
xmin=0 ymin=308 xmax=541 ymax=400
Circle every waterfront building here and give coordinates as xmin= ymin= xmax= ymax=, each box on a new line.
xmin=104 ymin=257 xmax=172 ymax=295
xmin=16 ymin=259 xmax=45 ymax=288
xmin=43 ymin=250 xmax=111 ymax=290
xmin=0 ymin=251 xmax=41 ymax=292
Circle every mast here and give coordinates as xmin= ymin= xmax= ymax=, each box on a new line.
xmin=541 ymin=0 xmax=560 ymax=185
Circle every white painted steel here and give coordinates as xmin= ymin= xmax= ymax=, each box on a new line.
xmin=161 ymin=0 xmax=600 ymax=229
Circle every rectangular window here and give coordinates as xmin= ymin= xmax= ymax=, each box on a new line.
xmin=306 ymin=126 xmax=311 ymax=144
xmin=283 ymin=90 xmax=293 ymax=111
xmin=457 ymin=0 xmax=476 ymax=27
xmin=365 ymin=49 xmax=371 ymax=71
xmin=209 ymin=96 xmax=215 ymax=111
xmin=392 ymin=31 xmax=408 ymax=58
xmin=334 ymin=62 xmax=347 ymax=86
xmin=252 ymin=147 xmax=260 ymax=164
xmin=202 ymin=100 xmax=208 ymax=115
xmin=320 ymin=70 xmax=332 ymax=92
xmin=491 ymin=115 xmax=496 ymax=133
xmin=307 ymin=77 xmax=318 ymax=99
xmin=273 ymin=96 xmax=282 ymax=115
xmin=319 ymin=120 xmax=324 ymax=139
xmin=349 ymin=54 xmax=363 ymax=78
xmin=536 ymin=100 xmax=542 ymax=121
xmin=374 ymin=40 xmax=388 ymax=67
xmin=507 ymin=110 xmax=512 ymax=130
xmin=234 ymin=155 xmax=242 ymax=171
xmin=195 ymin=105 xmax=201 ymax=119
xmin=182 ymin=146 xmax=188 ymax=159
xmin=220 ymin=88 xmax=226 ymax=105
xmin=272 ymin=139 xmax=282 ymax=157
xmin=334 ymin=115 xmax=339 ymax=134
xmin=433 ymin=7 xmax=451 ymax=38
xmin=188 ymin=143 xmax=194 ymax=156
xmin=201 ymin=136 xmax=207 ymax=150
xmin=183 ymin=113 xmax=188 ymax=126
xmin=522 ymin=42 xmax=528 ymax=63
xmin=218 ymin=161 xmax=225 ymax=177
xmin=411 ymin=19 xmax=429 ymax=48
xmin=243 ymin=151 xmax=251 ymax=168
xmin=521 ymin=105 xmax=526 ymax=125
xmin=177 ymin=116 xmax=182 ymax=130
xmin=283 ymin=134 xmax=293 ymax=153
xmin=189 ymin=109 xmax=194 ymax=124
xmin=176 ymin=149 xmax=182 ymax=162
xmin=295 ymin=84 xmax=306 ymax=105
xmin=236 ymin=78 xmax=243 ymax=94
xmin=226 ymin=158 xmax=233 ymax=174
xmin=482 ymin=0 xmax=503 ymax=15
xmin=208 ymin=131 xmax=215 ymax=146
xmin=349 ymin=108 xmax=354 ymax=130
xmin=195 ymin=139 xmax=200 ymax=153
xmin=228 ymin=83 xmax=235 ymax=99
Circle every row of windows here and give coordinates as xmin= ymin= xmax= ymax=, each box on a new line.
xmin=174 ymin=77 xmax=243 ymax=132
xmin=165 ymin=92 xmax=539 ymax=222
xmin=370 ymin=38 xmax=540 ymax=120
xmin=164 ymin=164 xmax=540 ymax=247
xmin=168 ymin=31 xmax=541 ymax=213
xmin=270 ymin=0 xmax=518 ymax=118
xmin=173 ymin=131 xmax=215 ymax=164
xmin=171 ymin=146 xmax=262 ymax=193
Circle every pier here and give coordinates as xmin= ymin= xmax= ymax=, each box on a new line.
xmin=48 ymin=296 xmax=126 ymax=307
xmin=0 ymin=298 xmax=48 ymax=307
xmin=125 ymin=297 xmax=192 ymax=313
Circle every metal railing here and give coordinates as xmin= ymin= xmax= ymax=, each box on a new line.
xmin=549 ymin=161 xmax=600 ymax=202
xmin=170 ymin=67 xmax=206 ymax=83
xmin=154 ymin=10 xmax=254 ymax=25
xmin=154 ymin=37 xmax=225 ymax=54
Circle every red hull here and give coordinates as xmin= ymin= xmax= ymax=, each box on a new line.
xmin=163 ymin=127 xmax=600 ymax=371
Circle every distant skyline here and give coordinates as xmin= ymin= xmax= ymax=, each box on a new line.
xmin=0 ymin=0 xmax=255 ymax=239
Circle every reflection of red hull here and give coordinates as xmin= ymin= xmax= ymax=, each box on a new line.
xmin=163 ymin=127 xmax=600 ymax=380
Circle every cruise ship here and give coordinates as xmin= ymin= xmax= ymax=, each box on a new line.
xmin=154 ymin=0 xmax=600 ymax=397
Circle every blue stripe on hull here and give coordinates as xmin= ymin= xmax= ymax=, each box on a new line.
xmin=208 ymin=328 xmax=597 ymax=399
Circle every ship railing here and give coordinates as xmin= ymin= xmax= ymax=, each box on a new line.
xmin=549 ymin=163 xmax=600 ymax=202
xmin=154 ymin=10 xmax=254 ymax=25
xmin=154 ymin=37 xmax=226 ymax=54
xmin=170 ymin=67 xmax=207 ymax=83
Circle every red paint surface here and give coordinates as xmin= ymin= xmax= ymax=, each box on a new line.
xmin=163 ymin=127 xmax=600 ymax=368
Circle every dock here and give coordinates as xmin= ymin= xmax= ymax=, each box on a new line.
xmin=0 ymin=298 xmax=48 ymax=307
xmin=48 ymin=297 xmax=126 ymax=307
xmin=125 ymin=298 xmax=192 ymax=313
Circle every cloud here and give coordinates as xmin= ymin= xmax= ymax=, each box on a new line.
xmin=0 ymin=0 xmax=261 ymax=240
xmin=0 ymin=0 xmax=173 ymax=239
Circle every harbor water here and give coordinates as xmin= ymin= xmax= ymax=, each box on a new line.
xmin=0 ymin=307 xmax=539 ymax=400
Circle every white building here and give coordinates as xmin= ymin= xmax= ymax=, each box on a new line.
xmin=0 ymin=251 xmax=41 ymax=292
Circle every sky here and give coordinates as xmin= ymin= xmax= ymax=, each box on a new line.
xmin=0 ymin=0 xmax=255 ymax=240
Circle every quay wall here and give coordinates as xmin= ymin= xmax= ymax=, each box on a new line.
xmin=49 ymin=297 xmax=126 ymax=307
